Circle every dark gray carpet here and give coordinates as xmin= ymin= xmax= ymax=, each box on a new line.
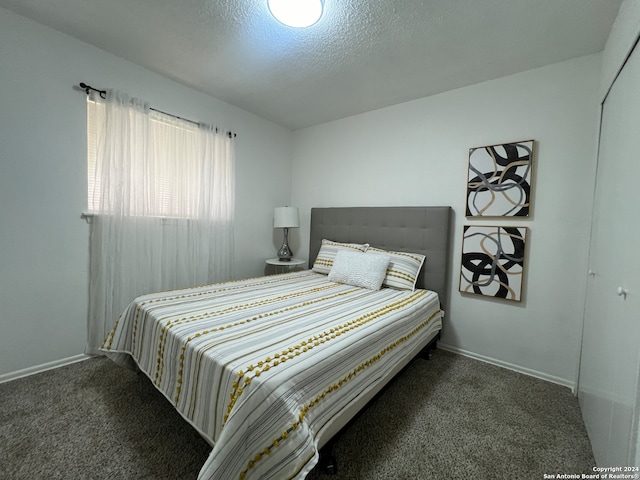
xmin=0 ymin=350 xmax=595 ymax=479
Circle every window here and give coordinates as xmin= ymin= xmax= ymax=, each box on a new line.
xmin=85 ymin=90 xmax=235 ymax=354
xmin=86 ymin=98 xmax=102 ymax=213
xmin=86 ymin=97 xmax=232 ymax=220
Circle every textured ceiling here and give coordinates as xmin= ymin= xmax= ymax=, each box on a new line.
xmin=0 ymin=0 xmax=622 ymax=130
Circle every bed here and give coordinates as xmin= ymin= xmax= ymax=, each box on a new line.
xmin=102 ymin=206 xmax=452 ymax=480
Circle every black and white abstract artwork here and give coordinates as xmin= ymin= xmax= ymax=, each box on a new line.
xmin=459 ymin=225 xmax=527 ymax=302
xmin=466 ymin=140 xmax=534 ymax=217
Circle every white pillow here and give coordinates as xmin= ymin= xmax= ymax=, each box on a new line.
xmin=328 ymin=250 xmax=391 ymax=290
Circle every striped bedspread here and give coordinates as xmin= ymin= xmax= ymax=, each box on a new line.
xmin=102 ymin=270 xmax=442 ymax=479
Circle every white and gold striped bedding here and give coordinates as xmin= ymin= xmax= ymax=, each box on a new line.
xmin=102 ymin=270 xmax=442 ymax=480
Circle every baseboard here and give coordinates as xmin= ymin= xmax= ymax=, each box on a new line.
xmin=0 ymin=354 xmax=90 ymax=384
xmin=438 ymin=343 xmax=576 ymax=393
xmin=0 ymin=347 xmax=577 ymax=392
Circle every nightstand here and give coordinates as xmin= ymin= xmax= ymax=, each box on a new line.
xmin=265 ymin=258 xmax=306 ymax=275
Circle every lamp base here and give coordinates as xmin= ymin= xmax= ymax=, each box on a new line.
xmin=277 ymin=228 xmax=293 ymax=261
xmin=277 ymin=244 xmax=293 ymax=261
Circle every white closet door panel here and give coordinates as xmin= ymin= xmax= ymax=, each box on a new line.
xmin=579 ymin=272 xmax=618 ymax=463
xmin=579 ymin=38 xmax=640 ymax=467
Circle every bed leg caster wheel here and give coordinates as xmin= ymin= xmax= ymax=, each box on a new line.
xmin=323 ymin=458 xmax=337 ymax=474
xmin=319 ymin=451 xmax=337 ymax=474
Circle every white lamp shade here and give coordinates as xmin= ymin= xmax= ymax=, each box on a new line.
xmin=274 ymin=207 xmax=300 ymax=228
xmin=268 ymin=0 xmax=323 ymax=28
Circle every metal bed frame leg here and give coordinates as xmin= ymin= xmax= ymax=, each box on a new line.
xmin=420 ymin=333 xmax=440 ymax=360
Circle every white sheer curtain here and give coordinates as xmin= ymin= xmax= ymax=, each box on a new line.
xmin=86 ymin=89 xmax=235 ymax=355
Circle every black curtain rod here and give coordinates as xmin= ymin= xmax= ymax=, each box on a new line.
xmin=78 ymin=82 xmax=236 ymax=138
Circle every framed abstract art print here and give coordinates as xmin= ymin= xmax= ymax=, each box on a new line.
xmin=459 ymin=225 xmax=527 ymax=302
xmin=466 ymin=140 xmax=534 ymax=217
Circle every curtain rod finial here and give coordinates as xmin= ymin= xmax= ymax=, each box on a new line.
xmin=78 ymin=82 xmax=106 ymax=98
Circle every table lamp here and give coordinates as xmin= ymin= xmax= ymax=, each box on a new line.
xmin=274 ymin=206 xmax=300 ymax=261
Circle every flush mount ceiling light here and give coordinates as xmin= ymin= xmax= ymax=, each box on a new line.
xmin=268 ymin=0 xmax=324 ymax=28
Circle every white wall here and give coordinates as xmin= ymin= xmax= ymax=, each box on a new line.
xmin=599 ymin=0 xmax=640 ymax=101
xmin=291 ymin=54 xmax=602 ymax=388
xmin=0 ymin=7 xmax=293 ymax=377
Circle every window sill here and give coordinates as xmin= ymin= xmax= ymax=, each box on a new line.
xmin=81 ymin=211 xmax=195 ymax=225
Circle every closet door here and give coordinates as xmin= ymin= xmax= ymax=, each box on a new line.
xmin=578 ymin=41 xmax=640 ymax=467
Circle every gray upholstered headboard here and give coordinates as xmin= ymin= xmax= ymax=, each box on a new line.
xmin=309 ymin=206 xmax=453 ymax=311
